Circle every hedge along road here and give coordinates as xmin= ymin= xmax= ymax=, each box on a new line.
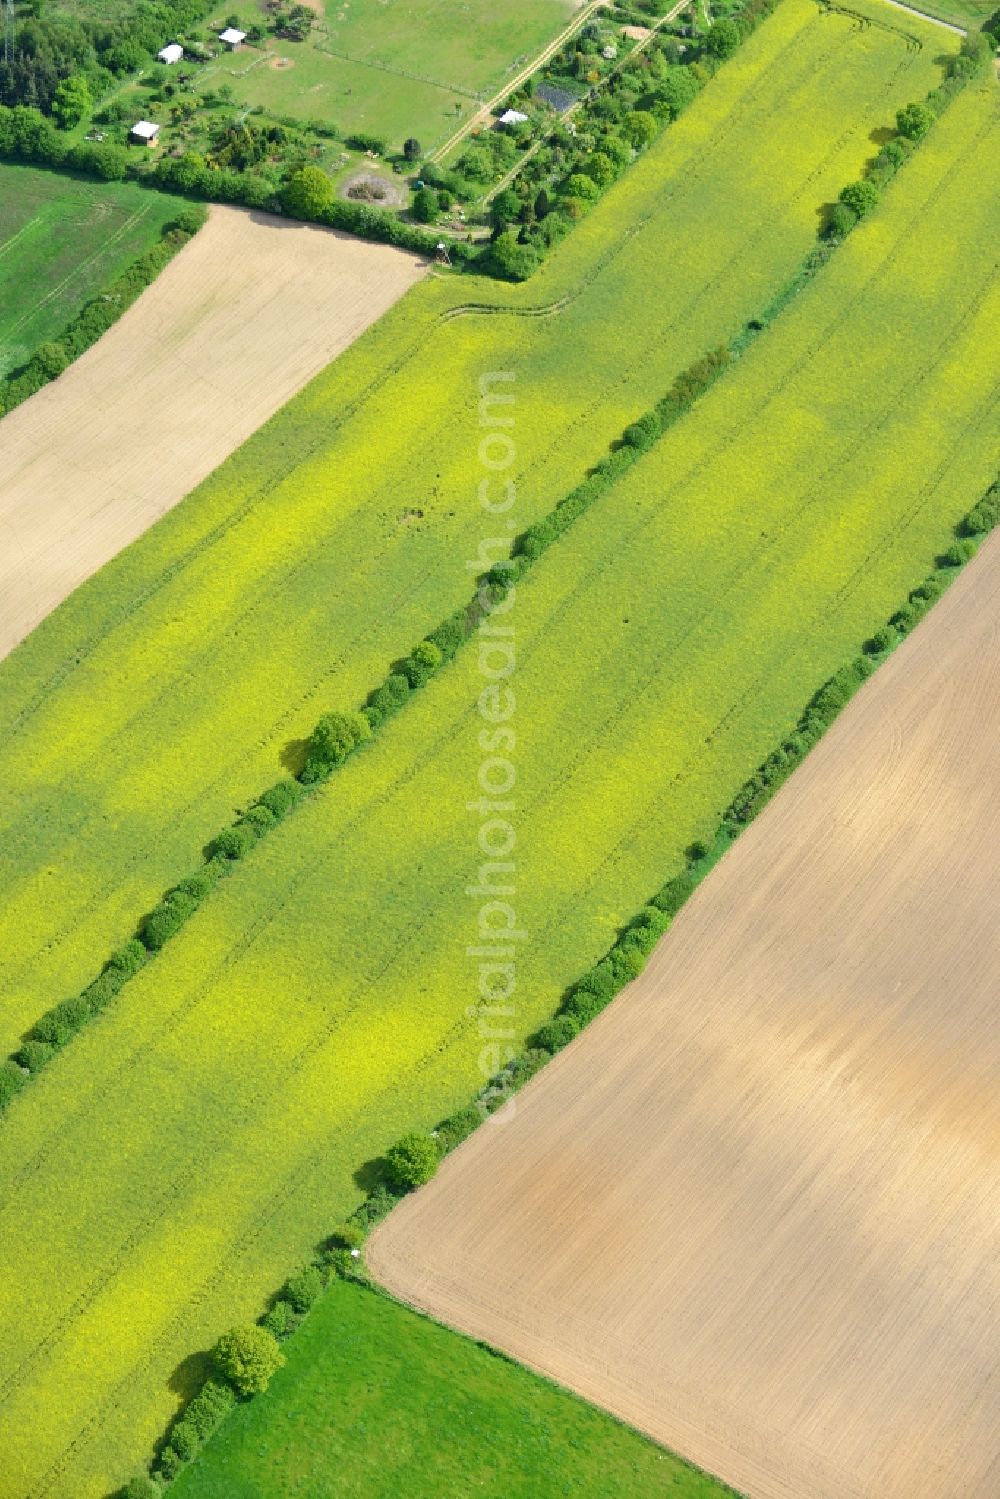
xmin=0 ymin=64 xmax=996 ymax=1499
xmin=0 ymin=205 xmax=427 ymax=662
xmin=0 ymin=0 xmax=948 ymax=1069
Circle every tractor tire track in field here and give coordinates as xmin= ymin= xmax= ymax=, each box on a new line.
xmin=0 ymin=29 xmax=982 ymax=1098
xmin=0 ymin=5 xmax=924 ymax=1012
xmin=0 ymin=0 xmax=843 ymax=742
xmin=5 ymin=49 xmax=991 ymax=1180
xmin=4 ymin=255 xmax=997 ymax=1451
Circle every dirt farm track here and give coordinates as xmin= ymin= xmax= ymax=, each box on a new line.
xmin=0 ymin=205 xmax=424 ymax=660
xmin=370 ymin=528 xmax=1000 ymax=1499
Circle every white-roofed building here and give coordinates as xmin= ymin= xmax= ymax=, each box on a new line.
xmin=219 ymin=26 xmax=246 ymax=48
xmin=129 ymin=120 xmax=160 ymax=145
xmin=498 ymin=108 xmax=528 ymax=127
xmin=157 ymin=42 xmax=183 ymax=64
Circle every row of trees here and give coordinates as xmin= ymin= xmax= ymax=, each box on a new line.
xmin=116 ymin=455 xmax=1000 ymax=1496
xmin=826 ymin=33 xmax=993 ymax=241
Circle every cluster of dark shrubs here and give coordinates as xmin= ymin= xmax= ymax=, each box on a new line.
xmin=0 ymin=0 xmax=210 ymax=114
xmin=0 ymin=206 xmax=204 ymax=417
xmin=825 ymin=32 xmax=993 ymax=241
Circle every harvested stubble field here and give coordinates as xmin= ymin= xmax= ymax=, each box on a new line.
xmin=0 ymin=205 xmax=425 ymax=663
xmin=1 ymin=49 xmax=997 ymax=1499
xmin=0 ymin=164 xmax=178 ymax=378
xmin=0 ymin=0 xmax=944 ymax=1065
xmin=370 ymin=512 xmax=1000 ymax=1499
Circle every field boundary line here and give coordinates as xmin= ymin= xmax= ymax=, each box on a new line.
xmin=0 ymin=37 xmax=984 ymax=1136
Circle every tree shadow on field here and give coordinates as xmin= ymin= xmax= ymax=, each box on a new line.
xmin=280 ymin=736 xmax=309 ymax=776
xmin=816 ymin=200 xmax=837 ymax=234
xmin=167 ymin=1347 xmax=213 ymax=1401
xmin=869 ymin=124 xmax=895 ymax=148
xmin=353 ymin=1155 xmax=388 ymax=1193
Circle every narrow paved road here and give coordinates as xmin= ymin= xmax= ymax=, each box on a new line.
xmin=874 ymin=0 xmax=967 ymax=34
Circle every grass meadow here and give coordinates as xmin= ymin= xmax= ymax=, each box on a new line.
xmin=0 ymin=34 xmax=997 ymax=1499
xmin=169 ymin=1281 xmax=734 ymax=1498
xmin=181 ymin=0 xmax=578 ymax=148
xmin=0 ymin=165 xmax=178 ymax=377
xmin=0 ymin=0 xmax=945 ymax=1063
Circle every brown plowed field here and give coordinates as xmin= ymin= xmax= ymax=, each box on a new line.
xmin=370 ymin=526 xmax=1000 ymax=1499
xmin=0 ymin=205 xmax=424 ymax=660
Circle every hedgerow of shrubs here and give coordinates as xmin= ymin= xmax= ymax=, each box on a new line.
xmin=0 ymin=84 xmax=985 ymax=1106
xmin=0 ymin=206 xmax=205 ymax=418
xmin=825 ymin=33 xmax=992 ymax=243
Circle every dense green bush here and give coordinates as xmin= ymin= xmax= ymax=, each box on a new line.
xmin=140 ymin=887 xmax=199 ymax=952
xmin=384 ymin=1132 xmax=440 ymax=1190
xmin=33 ymin=993 xmax=91 ymax=1046
xmin=300 ymin=709 xmax=372 ymax=783
xmin=261 ymin=1299 xmax=299 ymax=1338
xmin=0 ymin=1060 xmax=27 ymax=1110
xmin=210 ymin=822 xmax=259 ymax=861
xmin=404 ymin=639 xmax=444 ymax=687
xmin=120 ymin=1476 xmax=160 ymax=1499
xmin=284 ymin=1265 xmax=325 ymax=1313
xmin=531 ymin=1014 xmax=580 ymax=1054
xmin=258 ymin=778 xmax=304 ymax=819
xmin=213 ymin=1325 xmax=285 ymax=1398
xmin=15 ymin=1040 xmax=55 ymax=1073
xmin=363 ymin=672 xmax=411 ymax=730
xmin=326 ymin=1223 xmax=365 ymax=1254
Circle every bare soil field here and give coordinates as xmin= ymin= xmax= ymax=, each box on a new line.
xmin=370 ymin=526 xmax=1000 ymax=1499
xmin=0 ymin=205 xmax=424 ymax=661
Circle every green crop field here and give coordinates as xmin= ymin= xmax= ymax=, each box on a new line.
xmin=0 ymin=33 xmax=997 ymax=1499
xmin=0 ymin=165 xmax=178 ymax=377
xmin=169 ymin=1281 xmax=732 ymax=1498
xmin=0 ymin=0 xmax=946 ymax=1063
xmin=169 ymin=0 xmax=580 ymax=149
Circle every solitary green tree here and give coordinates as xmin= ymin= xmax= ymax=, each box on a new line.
xmin=283 ymin=164 xmax=334 ymax=220
xmin=895 ymin=101 xmax=934 ymax=141
xmin=384 ymin=1132 xmax=440 ymax=1191
xmin=707 ymin=18 xmax=741 ymax=58
xmin=213 ymin=1325 xmax=285 ymax=1398
xmin=403 ymin=136 xmax=422 ymax=161
xmin=412 ymin=185 xmax=439 ymax=223
xmin=839 ymin=179 xmax=880 ymax=218
xmin=52 ymin=74 xmax=92 ymax=129
xmin=625 ymin=110 xmax=658 ymax=149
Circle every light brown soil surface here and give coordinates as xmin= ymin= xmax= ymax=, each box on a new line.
xmin=0 ymin=204 xmax=424 ymax=661
xmin=370 ymin=526 xmax=1000 ymax=1499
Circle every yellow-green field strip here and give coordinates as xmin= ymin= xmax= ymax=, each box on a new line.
xmin=0 ymin=0 xmax=945 ymax=1065
xmin=0 ymin=60 xmax=996 ymax=1499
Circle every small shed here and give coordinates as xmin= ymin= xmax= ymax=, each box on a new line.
xmin=498 ymin=108 xmax=528 ymax=127
xmin=602 ymin=43 xmax=618 ymax=60
xmin=157 ymin=42 xmax=183 ymax=64
xmin=129 ymin=120 xmax=160 ymax=146
xmin=219 ymin=26 xmax=246 ymax=49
